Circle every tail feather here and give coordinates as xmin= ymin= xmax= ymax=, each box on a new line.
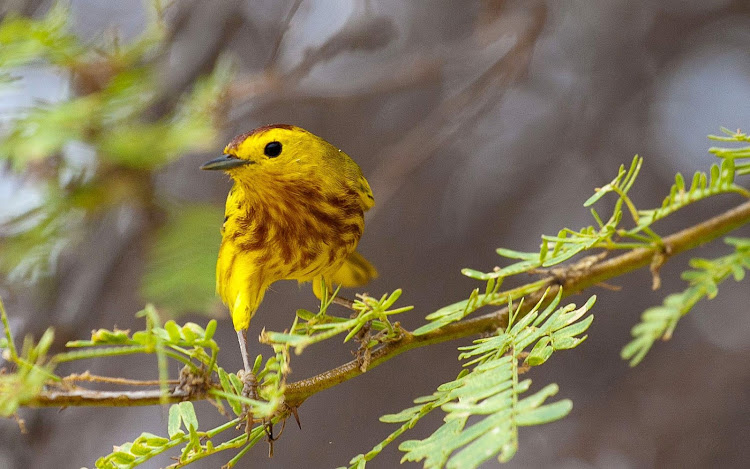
xmin=312 ymin=251 xmax=377 ymax=300
xmin=330 ymin=251 xmax=377 ymax=287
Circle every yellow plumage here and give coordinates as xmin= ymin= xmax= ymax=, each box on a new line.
xmin=203 ymin=124 xmax=376 ymax=333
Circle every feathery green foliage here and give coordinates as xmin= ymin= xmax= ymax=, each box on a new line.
xmin=622 ymin=237 xmax=750 ymax=366
xmin=262 ymin=286 xmax=412 ymax=355
xmin=426 ymin=130 xmax=749 ymax=346
xmin=412 ymin=277 xmax=550 ymax=335
xmin=458 ymin=139 xmax=748 ymax=285
xmin=344 ymin=290 xmax=595 ymax=469
xmin=709 ymin=127 xmax=750 ymax=176
xmin=0 ymin=297 xmax=295 ymax=467
xmin=619 ymin=128 xmax=750 ymax=366
xmin=0 ymin=297 xmax=57 ymax=416
xmin=62 ymin=308 xmax=219 ymax=372
xmin=95 ymin=402 xmax=269 ymax=469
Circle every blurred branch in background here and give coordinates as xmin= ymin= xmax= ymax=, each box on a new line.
xmin=0 ymin=0 xmax=556 ymax=358
xmin=0 ymin=1 xmax=233 ymax=342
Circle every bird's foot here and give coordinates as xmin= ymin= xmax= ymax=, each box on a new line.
xmin=236 ymin=370 xmax=259 ymax=434
xmin=235 ymin=370 xmax=277 ymax=449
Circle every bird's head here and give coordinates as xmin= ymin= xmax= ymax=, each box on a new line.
xmin=201 ymin=124 xmax=331 ymax=182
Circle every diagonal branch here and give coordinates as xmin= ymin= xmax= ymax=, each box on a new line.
xmin=24 ymin=199 xmax=750 ymax=409
xmin=286 ymin=199 xmax=750 ymax=404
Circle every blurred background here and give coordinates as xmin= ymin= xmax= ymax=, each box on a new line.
xmin=1 ymin=0 xmax=750 ymax=467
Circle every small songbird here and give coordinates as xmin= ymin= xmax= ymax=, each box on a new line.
xmin=201 ymin=124 xmax=377 ymax=405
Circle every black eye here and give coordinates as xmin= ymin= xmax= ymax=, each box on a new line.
xmin=264 ymin=141 xmax=282 ymax=157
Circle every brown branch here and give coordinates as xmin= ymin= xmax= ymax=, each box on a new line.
xmin=62 ymin=371 xmax=180 ymax=386
xmin=31 ymin=388 xmax=199 ymax=407
xmin=266 ymin=0 xmax=304 ymax=69
xmin=24 ymin=199 xmax=750 ymax=409
xmin=286 ymin=198 xmax=750 ymax=405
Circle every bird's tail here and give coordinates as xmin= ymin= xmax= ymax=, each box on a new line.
xmin=312 ymin=251 xmax=377 ymax=300
xmin=331 ymin=251 xmax=377 ymax=287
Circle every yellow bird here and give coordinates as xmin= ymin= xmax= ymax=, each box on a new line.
xmin=201 ymin=124 xmax=377 ymax=400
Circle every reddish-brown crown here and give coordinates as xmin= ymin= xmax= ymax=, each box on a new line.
xmin=226 ymin=124 xmax=295 ymax=152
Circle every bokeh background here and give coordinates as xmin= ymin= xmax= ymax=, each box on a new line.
xmin=1 ymin=0 xmax=750 ymax=468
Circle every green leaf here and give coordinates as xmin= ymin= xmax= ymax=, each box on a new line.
xmin=181 ymin=323 xmax=197 ymax=343
xmin=461 ymin=268 xmax=490 ymax=280
xmin=296 ymin=309 xmax=316 ymax=320
xmin=168 ymin=404 xmax=182 ymax=438
xmin=164 ymin=320 xmax=182 ymax=342
xmin=379 ymin=405 xmax=423 ymax=423
xmin=525 ymin=337 xmax=553 ymax=366
xmin=204 ymin=319 xmax=217 ymax=341
xmin=516 ymin=399 xmax=572 ymax=426
xmin=583 ymin=187 xmax=610 ymax=207
xmin=553 ymin=314 xmax=594 ymax=340
xmin=229 ymin=373 xmax=243 ymax=395
xmin=495 ymin=248 xmax=539 ymax=260
xmin=178 ymin=401 xmax=199 ymax=432
xmin=218 ymin=368 xmax=242 ymax=415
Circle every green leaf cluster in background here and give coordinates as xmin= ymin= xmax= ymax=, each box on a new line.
xmin=622 ymin=237 xmax=750 ymax=365
xmin=0 ymin=2 xmax=232 ymax=314
xmin=0 ymin=298 xmax=56 ymax=416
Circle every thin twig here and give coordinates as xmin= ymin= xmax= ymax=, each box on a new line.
xmin=266 ymin=0 xmax=304 ymax=69
xmin=62 ymin=371 xmax=180 ymax=386
xmin=30 ymin=388 xmax=197 ymax=407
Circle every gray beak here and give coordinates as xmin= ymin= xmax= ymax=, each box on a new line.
xmin=200 ymin=154 xmax=251 ymax=170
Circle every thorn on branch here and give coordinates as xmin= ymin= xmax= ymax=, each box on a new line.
xmin=290 ymin=405 xmax=301 ymax=429
xmin=266 ymin=417 xmax=286 ymax=457
xmin=650 ymin=244 xmax=673 ymax=291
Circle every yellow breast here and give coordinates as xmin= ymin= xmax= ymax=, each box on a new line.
xmin=217 ymin=177 xmax=365 ymax=329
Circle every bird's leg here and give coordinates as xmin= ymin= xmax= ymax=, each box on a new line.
xmin=237 ymin=329 xmax=277 ymax=444
xmin=237 ymin=329 xmax=257 ymax=397
xmin=237 ymin=329 xmax=257 ymax=432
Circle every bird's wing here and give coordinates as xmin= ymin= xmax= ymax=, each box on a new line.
xmin=329 ymin=250 xmax=378 ymax=288
xmin=356 ymin=174 xmax=375 ymax=211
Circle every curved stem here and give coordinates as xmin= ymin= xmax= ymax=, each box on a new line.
xmin=284 ymin=199 xmax=750 ymax=405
